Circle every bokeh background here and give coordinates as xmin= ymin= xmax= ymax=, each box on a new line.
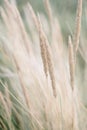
xmin=0 ymin=0 xmax=87 ymax=38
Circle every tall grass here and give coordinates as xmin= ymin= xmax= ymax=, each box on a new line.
xmin=0 ymin=0 xmax=87 ymax=130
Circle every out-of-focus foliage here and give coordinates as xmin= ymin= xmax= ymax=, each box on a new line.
xmin=14 ymin=0 xmax=87 ymax=40
xmin=0 ymin=0 xmax=87 ymax=36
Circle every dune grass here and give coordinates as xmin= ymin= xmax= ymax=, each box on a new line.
xmin=0 ymin=0 xmax=87 ymax=130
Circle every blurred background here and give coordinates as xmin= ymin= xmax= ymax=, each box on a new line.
xmin=0 ymin=0 xmax=87 ymax=39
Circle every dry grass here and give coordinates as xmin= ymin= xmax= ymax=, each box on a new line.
xmin=0 ymin=0 xmax=87 ymax=130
